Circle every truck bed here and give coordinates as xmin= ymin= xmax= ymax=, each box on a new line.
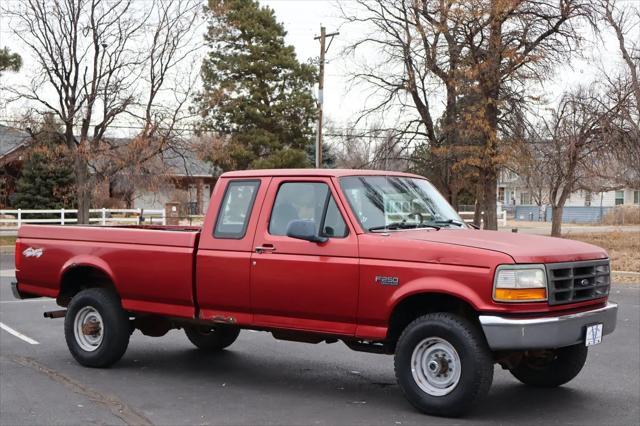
xmin=16 ymin=225 xmax=201 ymax=319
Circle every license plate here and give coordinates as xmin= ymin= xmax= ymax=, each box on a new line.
xmin=585 ymin=323 xmax=603 ymax=346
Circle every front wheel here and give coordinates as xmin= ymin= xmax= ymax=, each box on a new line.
xmin=184 ymin=325 xmax=240 ymax=351
xmin=509 ymin=344 xmax=588 ymax=387
xmin=394 ymin=313 xmax=493 ymax=417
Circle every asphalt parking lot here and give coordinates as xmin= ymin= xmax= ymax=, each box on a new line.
xmin=1 ymin=251 xmax=639 ymax=426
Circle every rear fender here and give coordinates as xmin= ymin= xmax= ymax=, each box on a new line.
xmin=59 ymin=255 xmax=118 ymax=293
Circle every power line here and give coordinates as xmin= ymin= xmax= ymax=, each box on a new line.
xmin=0 ymin=118 xmax=432 ymax=144
xmin=0 ymin=119 xmax=197 ymax=133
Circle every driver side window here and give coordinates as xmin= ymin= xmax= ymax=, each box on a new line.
xmin=269 ymin=182 xmax=348 ymax=238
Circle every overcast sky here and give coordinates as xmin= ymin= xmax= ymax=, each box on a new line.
xmin=264 ymin=0 xmax=636 ymax=130
xmin=1 ymin=0 xmax=637 ymax=136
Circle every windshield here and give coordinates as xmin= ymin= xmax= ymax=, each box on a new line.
xmin=339 ymin=176 xmax=465 ymax=232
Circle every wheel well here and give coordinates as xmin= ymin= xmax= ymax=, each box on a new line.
xmin=58 ymin=266 xmax=116 ymax=307
xmin=386 ymin=293 xmax=479 ymax=351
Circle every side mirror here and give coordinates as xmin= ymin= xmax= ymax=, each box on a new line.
xmin=286 ymin=220 xmax=328 ymax=243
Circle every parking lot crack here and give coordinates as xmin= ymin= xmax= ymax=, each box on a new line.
xmin=8 ymin=355 xmax=152 ymax=426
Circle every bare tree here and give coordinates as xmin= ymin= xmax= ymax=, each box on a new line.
xmin=340 ymin=0 xmax=469 ymax=201
xmin=533 ymin=87 xmax=623 ymax=236
xmin=509 ymin=142 xmax=550 ymax=207
xmin=600 ymin=0 xmax=640 ymax=187
xmin=2 ymin=0 xmax=201 ymax=223
xmin=330 ymin=122 xmax=409 ymax=170
xmin=602 ymin=0 xmax=640 ymax=115
xmin=341 ymin=0 xmax=595 ymax=229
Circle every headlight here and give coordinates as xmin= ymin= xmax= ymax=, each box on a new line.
xmin=493 ymin=265 xmax=547 ymax=302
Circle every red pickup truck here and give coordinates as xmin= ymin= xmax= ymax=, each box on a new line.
xmin=13 ymin=169 xmax=617 ymax=416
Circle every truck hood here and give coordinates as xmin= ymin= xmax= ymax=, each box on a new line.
xmin=387 ymin=229 xmax=608 ymax=264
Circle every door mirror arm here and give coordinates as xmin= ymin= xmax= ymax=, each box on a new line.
xmin=308 ymin=235 xmax=328 ymax=244
xmin=286 ymin=220 xmax=328 ymax=244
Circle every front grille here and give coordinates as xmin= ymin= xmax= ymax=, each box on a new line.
xmin=546 ymin=259 xmax=610 ymax=305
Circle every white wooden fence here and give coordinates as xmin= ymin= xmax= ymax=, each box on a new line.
xmin=1 ymin=206 xmax=505 ymax=229
xmin=0 ymin=208 xmax=166 ymax=229
xmin=457 ymin=207 xmax=507 ymax=228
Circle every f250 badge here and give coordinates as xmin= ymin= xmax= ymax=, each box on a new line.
xmin=375 ymin=275 xmax=399 ymax=286
xmin=23 ymin=247 xmax=44 ymax=258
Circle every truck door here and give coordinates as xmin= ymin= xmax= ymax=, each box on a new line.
xmin=196 ymin=177 xmax=270 ymax=325
xmin=251 ymin=177 xmax=359 ymax=335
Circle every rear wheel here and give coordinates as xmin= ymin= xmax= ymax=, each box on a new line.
xmin=184 ymin=325 xmax=240 ymax=351
xmin=509 ymin=344 xmax=588 ymax=387
xmin=64 ymin=288 xmax=130 ymax=368
xmin=394 ymin=313 xmax=493 ymax=417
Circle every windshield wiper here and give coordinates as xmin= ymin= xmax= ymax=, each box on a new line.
xmin=368 ymin=222 xmax=440 ymax=232
xmin=430 ymin=219 xmax=465 ymax=227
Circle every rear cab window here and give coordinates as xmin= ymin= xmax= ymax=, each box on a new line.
xmin=214 ymin=180 xmax=261 ymax=239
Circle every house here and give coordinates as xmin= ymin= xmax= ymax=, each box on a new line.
xmin=0 ymin=124 xmax=216 ymax=215
xmin=0 ymin=125 xmax=32 ymax=208
xmin=498 ymin=169 xmax=639 ymax=223
xmin=125 ymin=146 xmax=217 ymax=215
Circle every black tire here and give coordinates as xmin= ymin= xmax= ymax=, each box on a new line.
xmin=64 ymin=288 xmax=130 ymax=368
xmin=509 ymin=344 xmax=588 ymax=387
xmin=394 ymin=313 xmax=493 ymax=417
xmin=184 ymin=325 xmax=240 ymax=351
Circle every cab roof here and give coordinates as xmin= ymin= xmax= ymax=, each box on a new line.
xmin=220 ymin=168 xmax=423 ymax=179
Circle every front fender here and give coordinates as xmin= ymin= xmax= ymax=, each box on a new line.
xmin=387 ymin=276 xmax=491 ymax=314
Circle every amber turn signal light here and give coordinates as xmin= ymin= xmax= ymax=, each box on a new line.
xmin=494 ymin=288 xmax=547 ymax=302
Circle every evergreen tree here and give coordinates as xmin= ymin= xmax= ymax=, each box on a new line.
xmin=305 ymin=142 xmax=336 ymax=168
xmin=0 ymin=47 xmax=22 ymax=76
xmin=13 ymin=117 xmax=76 ymax=210
xmin=198 ymin=0 xmax=317 ymax=171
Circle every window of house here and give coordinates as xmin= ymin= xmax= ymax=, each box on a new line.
xmin=498 ymin=187 xmax=505 ymax=203
xmin=269 ymin=182 xmax=348 ymax=238
xmin=585 ymin=191 xmax=592 ymax=207
xmin=633 ymin=190 xmax=639 ymax=205
xmin=214 ymin=180 xmax=260 ymax=239
xmin=520 ymin=192 xmax=530 ymax=205
xmin=615 ymin=190 xmax=625 ymax=206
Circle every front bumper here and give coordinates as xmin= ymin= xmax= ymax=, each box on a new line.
xmin=479 ymin=302 xmax=618 ymax=350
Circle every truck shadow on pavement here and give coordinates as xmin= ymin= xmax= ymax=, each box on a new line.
xmin=110 ymin=341 xmax=596 ymax=423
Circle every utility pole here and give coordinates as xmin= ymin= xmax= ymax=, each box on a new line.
xmin=314 ymin=25 xmax=339 ymax=168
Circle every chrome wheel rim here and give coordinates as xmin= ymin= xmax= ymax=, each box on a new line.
xmin=74 ymin=306 xmax=103 ymax=352
xmin=410 ymin=337 xmax=461 ymax=396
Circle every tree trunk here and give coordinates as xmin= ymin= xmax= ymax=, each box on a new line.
xmin=473 ymin=200 xmax=483 ymax=228
xmin=450 ymin=189 xmax=459 ymax=212
xmin=551 ymin=205 xmax=563 ymax=236
xmin=479 ymin=0 xmax=502 ymax=231
xmin=473 ymin=177 xmax=484 ymax=228
xmin=482 ymin=170 xmax=498 ymax=230
xmin=74 ymin=150 xmax=91 ymax=225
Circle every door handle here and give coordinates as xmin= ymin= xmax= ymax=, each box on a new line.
xmin=255 ymin=244 xmax=276 ymax=253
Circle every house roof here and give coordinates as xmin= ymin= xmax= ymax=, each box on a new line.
xmin=1 ymin=126 xmax=214 ymax=178
xmin=97 ymin=136 xmax=215 ymax=178
xmin=161 ymin=145 xmax=216 ymax=177
xmin=221 ymin=168 xmax=422 ymax=179
xmin=0 ymin=124 xmax=31 ymax=159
